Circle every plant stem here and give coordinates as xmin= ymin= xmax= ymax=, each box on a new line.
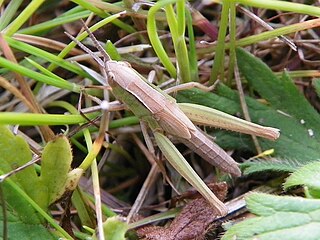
xmin=4 ymin=0 xmax=45 ymax=36
xmin=147 ymin=0 xmax=177 ymax=78
xmin=199 ymin=18 xmax=320 ymax=54
xmin=209 ymin=0 xmax=230 ymax=84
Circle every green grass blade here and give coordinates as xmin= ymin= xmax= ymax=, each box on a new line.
xmin=147 ymin=0 xmax=177 ymax=78
xmin=185 ymin=7 xmax=198 ymax=82
xmin=0 ymin=56 xmax=81 ymax=92
xmin=209 ymin=0 xmax=230 ymax=84
xmin=5 ymin=36 xmax=87 ymax=77
xmin=4 ymin=0 xmax=45 ymax=36
xmin=48 ymin=12 xmax=124 ymax=71
xmin=18 ymin=10 xmax=91 ymax=35
xmin=0 ymin=0 xmax=24 ymax=30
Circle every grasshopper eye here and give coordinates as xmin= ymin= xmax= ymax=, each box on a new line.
xmin=108 ymin=72 xmax=116 ymax=81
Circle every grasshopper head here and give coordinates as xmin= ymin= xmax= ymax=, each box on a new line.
xmin=107 ymin=60 xmax=139 ymax=89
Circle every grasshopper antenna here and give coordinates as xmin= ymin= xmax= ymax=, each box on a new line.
xmin=79 ymin=20 xmax=111 ymax=62
xmin=64 ymin=20 xmax=112 ymax=66
xmin=65 ymin=20 xmax=115 ymax=83
xmin=65 ymin=31 xmax=105 ymax=67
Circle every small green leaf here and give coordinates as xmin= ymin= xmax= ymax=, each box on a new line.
xmin=40 ymin=135 xmax=73 ymax=205
xmin=222 ymin=193 xmax=320 ymax=240
xmin=105 ymin=40 xmax=122 ymax=61
xmin=93 ymin=217 xmax=128 ymax=240
xmin=284 ymin=161 xmax=320 ymax=198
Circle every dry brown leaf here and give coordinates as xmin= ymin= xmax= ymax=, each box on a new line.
xmin=137 ymin=182 xmax=228 ymax=240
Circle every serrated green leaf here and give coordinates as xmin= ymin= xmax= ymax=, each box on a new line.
xmin=0 ymin=126 xmax=44 ymax=224
xmin=1 ymin=179 xmax=44 ymax=224
xmin=0 ymin=209 xmax=56 ymax=240
xmin=0 ymin=126 xmax=41 ymax=201
xmin=40 ymin=135 xmax=73 ymax=205
xmin=177 ymin=48 xmax=320 ymax=174
xmin=236 ymin=48 xmax=320 ymax=138
xmin=236 ymin=48 xmax=320 ymax=173
xmin=222 ymin=193 xmax=320 ymax=240
xmin=241 ymin=158 xmax=303 ymax=175
xmin=284 ymin=161 xmax=320 ymax=198
xmin=177 ymin=86 xmax=320 ymax=173
xmin=312 ymin=78 xmax=320 ymax=98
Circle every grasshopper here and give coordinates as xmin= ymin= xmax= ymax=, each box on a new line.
xmin=66 ymin=24 xmax=279 ymax=216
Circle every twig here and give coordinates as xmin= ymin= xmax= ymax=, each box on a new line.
xmin=234 ymin=61 xmax=262 ymax=154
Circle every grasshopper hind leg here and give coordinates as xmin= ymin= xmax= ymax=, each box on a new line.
xmin=178 ymin=128 xmax=241 ymax=177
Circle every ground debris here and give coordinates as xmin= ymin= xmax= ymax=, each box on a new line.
xmin=137 ymin=182 xmax=228 ymax=240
